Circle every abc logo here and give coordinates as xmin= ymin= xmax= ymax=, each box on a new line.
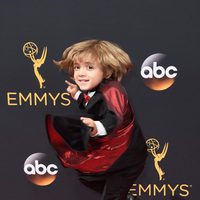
xmin=24 ymin=153 xmax=58 ymax=186
xmin=141 ymin=53 xmax=178 ymax=91
xmin=141 ymin=62 xmax=177 ymax=79
xmin=24 ymin=160 xmax=58 ymax=175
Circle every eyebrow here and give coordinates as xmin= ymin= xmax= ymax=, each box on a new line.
xmin=74 ymin=62 xmax=94 ymax=65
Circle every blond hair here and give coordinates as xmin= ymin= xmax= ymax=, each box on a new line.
xmin=54 ymin=39 xmax=133 ymax=81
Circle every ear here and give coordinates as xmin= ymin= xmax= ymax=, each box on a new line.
xmin=104 ymin=69 xmax=113 ymax=79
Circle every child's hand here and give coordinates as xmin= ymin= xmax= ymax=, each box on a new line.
xmin=65 ymin=80 xmax=78 ymax=98
xmin=80 ymin=117 xmax=97 ymax=137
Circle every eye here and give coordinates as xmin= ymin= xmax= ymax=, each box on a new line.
xmin=74 ymin=65 xmax=80 ymax=70
xmin=87 ymin=65 xmax=94 ymax=70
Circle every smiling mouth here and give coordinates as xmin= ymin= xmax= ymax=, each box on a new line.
xmin=79 ymin=80 xmax=89 ymax=82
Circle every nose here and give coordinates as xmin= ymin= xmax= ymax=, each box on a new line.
xmin=78 ymin=66 xmax=87 ymax=76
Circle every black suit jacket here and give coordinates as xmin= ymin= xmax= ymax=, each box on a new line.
xmin=77 ymin=90 xmax=117 ymax=134
xmin=52 ymin=84 xmax=117 ymax=151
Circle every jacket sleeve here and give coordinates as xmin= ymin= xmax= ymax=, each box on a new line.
xmin=99 ymin=108 xmax=117 ymax=134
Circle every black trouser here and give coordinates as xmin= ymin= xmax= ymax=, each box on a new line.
xmin=78 ymin=122 xmax=147 ymax=200
xmin=78 ymin=159 xmax=145 ymax=200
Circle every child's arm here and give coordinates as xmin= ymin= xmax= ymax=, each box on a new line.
xmin=65 ymin=80 xmax=86 ymax=106
xmin=65 ymin=80 xmax=79 ymax=98
xmin=80 ymin=117 xmax=98 ymax=137
xmin=80 ymin=109 xmax=117 ymax=137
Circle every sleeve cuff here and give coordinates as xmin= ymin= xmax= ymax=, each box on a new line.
xmin=74 ymin=90 xmax=82 ymax=100
xmin=92 ymin=121 xmax=107 ymax=137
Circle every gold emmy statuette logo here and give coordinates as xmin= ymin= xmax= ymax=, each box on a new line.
xmin=23 ymin=42 xmax=47 ymax=89
xmin=146 ymin=138 xmax=168 ymax=181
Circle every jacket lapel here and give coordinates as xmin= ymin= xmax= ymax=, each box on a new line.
xmin=85 ymin=92 xmax=102 ymax=111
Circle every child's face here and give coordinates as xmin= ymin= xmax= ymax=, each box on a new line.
xmin=73 ymin=54 xmax=104 ymax=91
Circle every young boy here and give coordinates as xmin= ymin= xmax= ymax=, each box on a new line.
xmin=46 ymin=40 xmax=147 ymax=200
